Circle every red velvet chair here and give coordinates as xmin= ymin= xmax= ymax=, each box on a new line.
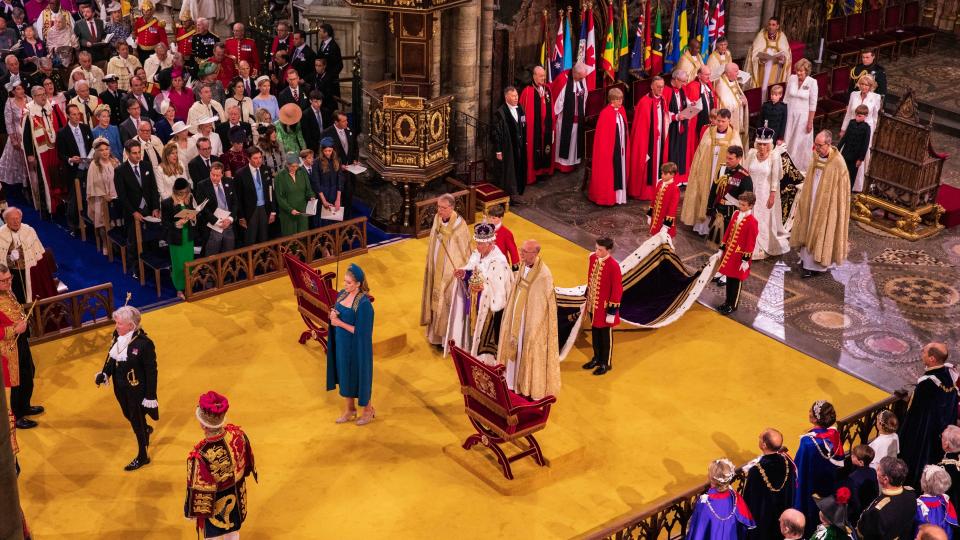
xmin=449 ymin=342 xmax=556 ymax=480
xmin=830 ymin=65 xmax=852 ymax=104
xmin=861 ymin=8 xmax=898 ymax=59
xmin=899 ymin=1 xmax=936 ymax=56
xmin=745 ymin=87 xmax=763 ymax=129
xmin=283 ymin=252 xmax=340 ymax=351
xmin=825 ymin=16 xmax=862 ymax=67
xmin=844 ymin=12 xmax=869 ymax=51
xmin=870 ymin=3 xmax=906 ymax=59
xmin=632 ymin=77 xmax=652 ymax=105
xmin=813 ymin=71 xmax=846 ymax=128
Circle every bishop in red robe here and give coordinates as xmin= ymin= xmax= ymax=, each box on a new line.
xmin=628 ymin=76 xmax=669 ymax=201
xmin=717 ymin=192 xmax=759 ymax=315
xmin=588 ymin=88 xmax=629 ymax=206
xmin=685 ymin=65 xmax=718 ymax=154
xmin=647 ymin=162 xmax=680 ymax=237
xmin=519 ymin=66 xmax=554 ymax=184
xmin=664 ymin=71 xmax=696 ymax=184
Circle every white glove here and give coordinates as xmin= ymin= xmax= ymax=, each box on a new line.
xmin=659 ymin=225 xmax=669 ymax=234
xmin=605 ymin=314 xmax=615 ymax=324
xmin=141 ymin=399 xmax=158 ymax=408
xmin=645 ymin=215 xmax=652 ymax=225
xmin=739 ymin=261 xmax=749 ymax=272
xmin=9 ymin=250 xmax=19 ymax=261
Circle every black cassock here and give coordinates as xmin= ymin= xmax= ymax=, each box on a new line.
xmin=742 ymin=452 xmax=797 ymax=540
xmin=666 ymin=86 xmax=690 ymax=175
xmin=899 ymin=365 xmax=959 ymax=486
xmin=493 ymin=103 xmax=527 ymax=197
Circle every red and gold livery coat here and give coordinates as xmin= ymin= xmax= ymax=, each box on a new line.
xmin=134 ymin=16 xmax=168 ymax=51
xmin=185 ymin=424 xmax=257 ymax=537
xmin=0 ymin=291 xmax=24 ymax=388
xmin=224 ymin=37 xmax=260 ymax=74
xmin=495 ymin=225 xmax=519 ymax=270
xmin=175 ymin=24 xmax=195 ymax=56
xmin=648 ymin=178 xmax=679 ymax=237
xmin=718 ymin=210 xmax=758 ymax=280
xmin=585 ymin=253 xmax=622 ymax=328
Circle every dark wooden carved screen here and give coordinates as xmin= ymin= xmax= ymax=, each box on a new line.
xmin=396 ymin=12 xmax=433 ymax=86
xmin=777 ymin=0 xmax=827 ymax=46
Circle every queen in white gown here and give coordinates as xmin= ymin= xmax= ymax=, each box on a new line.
xmin=783 ymin=59 xmax=818 ymax=173
xmin=744 ymin=125 xmax=791 ymax=259
xmin=840 ymin=74 xmax=882 ymax=192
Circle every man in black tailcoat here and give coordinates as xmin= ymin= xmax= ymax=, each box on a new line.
xmin=492 ymin=85 xmax=526 ymax=198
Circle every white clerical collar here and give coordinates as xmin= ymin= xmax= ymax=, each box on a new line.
xmin=737 ymin=210 xmax=753 ymax=222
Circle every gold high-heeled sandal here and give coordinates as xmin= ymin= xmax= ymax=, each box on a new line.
xmin=356 ymin=408 xmax=376 ymax=426
xmin=335 ymin=410 xmax=358 ymax=424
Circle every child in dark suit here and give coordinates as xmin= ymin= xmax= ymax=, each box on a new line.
xmin=838 ymin=104 xmax=872 ymax=190
xmin=842 ymin=444 xmax=879 ymax=526
xmin=759 ymin=84 xmax=788 ymax=145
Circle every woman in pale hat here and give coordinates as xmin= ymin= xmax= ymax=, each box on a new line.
xmin=252 ymin=75 xmax=279 ymax=122
xmin=274 ymin=151 xmax=316 ymax=235
xmin=154 ymin=100 xmax=178 ymax=143
xmin=161 ymin=177 xmax=198 ymax=298
xmin=316 ymin=136 xmax=345 ymax=227
xmin=86 ymin=137 xmax=120 ymax=255
xmin=328 ymin=263 xmax=376 ymax=425
xmin=275 ymin=102 xmax=306 ymax=154
xmin=168 ymin=120 xmax=192 ymax=171
xmin=91 ymin=106 xmax=123 ymax=159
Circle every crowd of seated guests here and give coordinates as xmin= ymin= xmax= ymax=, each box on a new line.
xmin=0 ymin=0 xmax=356 ymax=299
xmin=686 ymin=342 xmax=958 ymax=540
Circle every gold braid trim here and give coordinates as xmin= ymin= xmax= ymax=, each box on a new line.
xmin=755 ymin=454 xmax=791 ymax=492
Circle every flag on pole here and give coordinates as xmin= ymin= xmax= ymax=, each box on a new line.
xmin=664 ymin=0 xmax=687 ymax=73
xmin=563 ymin=8 xmax=574 ymax=71
xmin=616 ymin=0 xmax=630 ymax=69
xmin=583 ymin=5 xmax=597 ymax=90
xmin=650 ymin=3 xmax=664 ymax=75
xmin=578 ymin=4 xmax=587 ymax=63
xmin=643 ymin=0 xmax=653 ymax=72
xmin=540 ymin=10 xmax=549 ymax=77
xmin=600 ymin=1 xmax=616 ymax=80
xmin=700 ymin=0 xmax=711 ymax=57
xmin=629 ymin=2 xmax=646 ymax=72
xmin=709 ymin=0 xmax=725 ymax=47
xmin=549 ymin=10 xmax=566 ymax=81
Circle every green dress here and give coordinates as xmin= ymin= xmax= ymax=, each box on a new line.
xmin=274 ymin=120 xmax=306 ymax=154
xmin=275 ymin=168 xmax=315 ymax=235
xmin=170 ymin=204 xmax=195 ymax=292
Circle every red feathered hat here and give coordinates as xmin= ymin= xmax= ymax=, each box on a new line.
xmin=196 ymin=391 xmax=229 ymax=429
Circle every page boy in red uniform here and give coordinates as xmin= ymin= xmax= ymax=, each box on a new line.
xmin=581 ymin=237 xmax=622 ymax=376
xmin=717 ymin=192 xmax=759 ymax=315
xmin=647 ymin=162 xmax=680 ymax=237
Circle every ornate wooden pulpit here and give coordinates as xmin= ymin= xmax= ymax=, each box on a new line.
xmin=851 ymin=90 xmax=947 ymax=240
xmin=347 ymin=0 xmax=469 ymax=232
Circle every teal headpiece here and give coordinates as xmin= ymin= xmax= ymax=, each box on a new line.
xmin=347 ymin=263 xmax=365 ymax=284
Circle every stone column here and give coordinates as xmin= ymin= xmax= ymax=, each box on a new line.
xmin=360 ymin=10 xmax=386 ymax=87
xmin=442 ymin=0 xmax=480 ymax=118
xmin=478 ymin=0 xmax=494 ymax=123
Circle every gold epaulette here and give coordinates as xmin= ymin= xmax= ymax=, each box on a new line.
xmin=874 ymin=497 xmax=890 ymax=510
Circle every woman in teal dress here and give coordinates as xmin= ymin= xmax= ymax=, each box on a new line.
xmin=327 ymin=263 xmax=375 ymax=425
xmin=161 ymin=177 xmax=197 ymax=299
xmin=275 ymin=152 xmax=316 ymax=235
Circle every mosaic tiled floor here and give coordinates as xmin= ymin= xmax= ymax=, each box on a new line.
xmin=513 ymin=170 xmax=960 ymax=392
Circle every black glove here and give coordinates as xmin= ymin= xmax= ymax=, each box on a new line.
xmin=95 ymin=372 xmax=107 ymax=386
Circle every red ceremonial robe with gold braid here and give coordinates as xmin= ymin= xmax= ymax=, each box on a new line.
xmin=628 ymin=92 xmax=669 ymax=201
xmin=22 ymin=101 xmax=67 ymax=213
xmin=134 ymin=16 xmax=168 ymax=52
xmin=175 ymin=24 xmax=196 ymax=56
xmin=519 ymin=83 xmax=554 ymax=184
xmin=495 ymin=224 xmax=519 ymax=269
xmin=684 ymin=79 xmax=717 ymax=148
xmin=718 ymin=210 xmax=758 ymax=280
xmin=0 ymin=291 xmax=23 ymax=388
xmin=648 ymin=178 xmax=679 ymax=237
xmin=224 ymin=37 xmax=260 ymax=74
xmin=589 ymin=104 xmax=629 ymax=206
xmin=185 ymin=424 xmax=257 ymax=538
xmin=585 ymin=253 xmax=622 ymax=328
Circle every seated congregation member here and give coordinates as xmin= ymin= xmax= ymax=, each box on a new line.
xmin=588 ymin=87 xmax=628 ymax=206
xmin=312 ymin=139 xmax=344 ymax=229
xmin=900 ymin=342 xmax=958 ymax=487
xmin=451 ymin=223 xmax=512 ymax=366
xmin=487 ymin=205 xmax=518 ymax=270
xmin=868 ymin=410 xmax=899 ymax=469
xmin=715 ymin=192 xmax=758 ymax=315
xmin=156 ymin=142 xmax=188 ymax=200
xmin=94 ymin=306 xmax=158 ymax=471
xmin=759 ymin=84 xmax=787 ymax=145
xmin=274 ymin=151 xmax=316 ymax=236
xmin=161 ymin=177 xmax=197 ymax=299
xmin=685 ymin=458 xmax=756 ymax=539
xmin=327 ymin=263 xmax=375 ymax=425
xmin=841 ymin=445 xmax=878 ymax=525
xmin=811 ymin=488 xmax=855 ymax=540
xmin=646 ymin=162 xmax=679 ymax=238
xmin=742 ymin=428 xmax=797 ymax=540
xmin=497 ymin=239 xmax=559 ymax=400
xmin=234 ymin=148 xmax=276 ymax=245
xmin=796 ymin=400 xmax=845 ymax=537
xmin=85 ymin=137 xmax=119 ymax=256
xmin=915 ymin=465 xmax=958 ymax=537
xmin=195 ymin=163 xmax=237 ymax=256
xmin=580 ymin=237 xmax=621 ymax=376
xmin=779 ymin=509 xmax=805 ymax=540
xmin=705 ymin=145 xmax=752 ymax=246
xmin=857 ymin=457 xmax=917 ymax=540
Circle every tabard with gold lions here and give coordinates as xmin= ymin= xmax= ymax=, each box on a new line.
xmin=185 ymin=424 xmax=257 ymax=538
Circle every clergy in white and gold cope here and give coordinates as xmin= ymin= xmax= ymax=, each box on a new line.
xmin=681 ymin=109 xmax=738 ymax=236
xmin=420 ymin=194 xmax=471 ymax=346
xmin=497 ymin=239 xmax=560 ymax=401
xmin=706 ymin=36 xmax=732 ymax=77
xmin=790 ymin=131 xmax=851 ymax=278
xmin=716 ymin=63 xmax=750 ymax=147
xmin=745 ymin=17 xmax=792 ymax=102
xmin=448 ymin=223 xmax=513 ymax=365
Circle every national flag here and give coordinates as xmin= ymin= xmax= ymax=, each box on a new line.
xmin=664 ymin=0 xmax=687 ymax=73
xmin=709 ymin=0 xmax=725 ymax=46
xmin=578 ymin=4 xmax=587 ymax=63
xmin=700 ymin=0 xmax=711 ymax=57
xmin=563 ymin=8 xmax=574 ymax=71
xmin=616 ymin=0 xmax=630 ymax=68
xmin=643 ymin=0 xmax=653 ymax=72
xmin=600 ymin=1 xmax=616 ymax=80
xmin=540 ymin=10 xmax=549 ymax=77
xmin=629 ymin=4 xmax=646 ymax=72
xmin=549 ymin=10 xmax=565 ymax=81
xmin=582 ymin=5 xmax=597 ymax=90
xmin=650 ymin=4 xmax=664 ymax=75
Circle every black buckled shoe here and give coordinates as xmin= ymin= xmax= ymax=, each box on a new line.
xmin=124 ymin=456 xmax=150 ymax=471
xmin=592 ymin=363 xmax=611 ymax=376
xmin=582 ymin=357 xmax=600 ymax=370
xmin=14 ymin=417 xmax=37 ymax=429
xmin=25 ymin=405 xmax=44 ymax=416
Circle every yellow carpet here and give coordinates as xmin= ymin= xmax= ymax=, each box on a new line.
xmin=17 ymin=215 xmax=887 ymax=539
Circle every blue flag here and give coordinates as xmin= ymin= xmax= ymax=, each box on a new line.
xmin=563 ymin=11 xmax=574 ymax=70
xmin=701 ymin=0 xmax=711 ymax=57
xmin=664 ymin=0 xmax=686 ymax=73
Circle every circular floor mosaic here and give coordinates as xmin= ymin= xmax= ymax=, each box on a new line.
xmin=881 ymin=276 xmax=960 ymax=309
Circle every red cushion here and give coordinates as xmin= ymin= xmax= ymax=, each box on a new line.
xmin=475 ymin=183 xmax=507 ymax=201
xmin=826 ymin=17 xmax=846 ymax=43
xmin=884 ymin=4 xmax=903 ymax=29
xmin=847 ymin=13 xmax=866 ymax=38
xmin=937 ymin=185 xmax=960 ymax=228
xmin=789 ymin=41 xmax=806 ymax=63
xmin=507 ymin=391 xmax=550 ymax=431
xmin=864 ymin=9 xmax=883 ymax=34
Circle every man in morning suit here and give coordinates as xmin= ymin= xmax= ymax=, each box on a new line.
xmin=194 ymin=162 xmax=238 ymax=255
xmin=56 ymin=104 xmax=94 ymax=233
xmin=289 ymin=30 xmax=316 ymax=81
xmin=187 ymin=137 xmax=223 ymax=184
xmin=234 ymin=148 xmax=276 ymax=245
xmin=301 ymin=90 xmax=328 ymax=154
xmin=115 ymin=139 xmax=161 ymax=276
xmin=278 ymin=69 xmax=310 ymax=109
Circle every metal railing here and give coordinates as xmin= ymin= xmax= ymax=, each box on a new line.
xmin=582 ymin=392 xmax=910 ymax=540
xmin=183 ymin=218 xmax=368 ymax=300
xmin=28 ymin=283 xmax=115 ymax=344
xmin=449 ymin=110 xmax=494 ymax=185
